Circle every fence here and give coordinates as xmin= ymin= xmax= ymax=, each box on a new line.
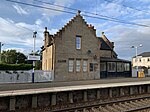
xmin=0 ymin=70 xmax=54 ymax=83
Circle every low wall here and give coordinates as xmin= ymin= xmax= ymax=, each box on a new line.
xmin=0 ymin=70 xmax=54 ymax=83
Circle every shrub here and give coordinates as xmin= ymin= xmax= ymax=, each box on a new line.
xmin=0 ymin=64 xmax=32 ymax=70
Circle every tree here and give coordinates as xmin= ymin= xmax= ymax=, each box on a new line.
xmin=1 ymin=49 xmax=27 ymax=64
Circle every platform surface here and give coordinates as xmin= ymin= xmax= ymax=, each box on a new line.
xmin=0 ymin=77 xmax=150 ymax=97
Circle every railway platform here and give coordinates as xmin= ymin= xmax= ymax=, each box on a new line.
xmin=1 ymin=77 xmax=150 ymax=111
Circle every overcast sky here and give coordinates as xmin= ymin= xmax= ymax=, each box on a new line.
xmin=1 ymin=0 xmax=150 ymax=60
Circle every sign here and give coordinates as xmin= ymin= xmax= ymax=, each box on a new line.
xmin=28 ymin=55 xmax=40 ymax=61
xmin=57 ymin=60 xmax=66 ymax=63
xmin=136 ymin=56 xmax=142 ymax=58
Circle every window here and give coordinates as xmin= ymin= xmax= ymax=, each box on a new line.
xmin=68 ymin=59 xmax=74 ymax=72
xmin=83 ymin=60 xmax=88 ymax=72
xmin=135 ymin=58 xmax=137 ymax=62
xmin=100 ymin=62 xmax=106 ymax=71
xmin=117 ymin=62 xmax=124 ymax=72
xmin=76 ymin=36 xmax=81 ymax=49
xmin=90 ymin=63 xmax=94 ymax=71
xmin=90 ymin=63 xmax=98 ymax=72
xmin=107 ymin=62 xmax=116 ymax=72
xmin=124 ymin=63 xmax=130 ymax=71
xmin=76 ymin=60 xmax=81 ymax=72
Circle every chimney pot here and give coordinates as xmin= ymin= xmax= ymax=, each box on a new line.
xmin=45 ymin=27 xmax=47 ymax=31
xmin=77 ymin=10 xmax=81 ymax=15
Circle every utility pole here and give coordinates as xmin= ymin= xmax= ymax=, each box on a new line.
xmin=0 ymin=42 xmax=4 ymax=63
xmin=32 ymin=31 xmax=37 ymax=83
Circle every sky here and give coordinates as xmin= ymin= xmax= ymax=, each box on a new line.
xmin=0 ymin=0 xmax=150 ymax=60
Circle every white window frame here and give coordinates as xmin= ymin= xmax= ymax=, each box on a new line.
xmin=76 ymin=60 xmax=81 ymax=72
xmin=100 ymin=62 xmax=106 ymax=71
xmin=68 ymin=59 xmax=74 ymax=72
xmin=107 ymin=62 xmax=116 ymax=72
xmin=124 ymin=63 xmax=130 ymax=71
xmin=76 ymin=36 xmax=81 ymax=49
xmin=117 ymin=62 xmax=124 ymax=72
xmin=83 ymin=60 xmax=88 ymax=72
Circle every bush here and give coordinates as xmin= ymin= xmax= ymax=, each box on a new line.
xmin=0 ymin=64 xmax=32 ymax=70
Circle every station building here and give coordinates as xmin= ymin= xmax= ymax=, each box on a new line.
xmin=42 ymin=11 xmax=131 ymax=81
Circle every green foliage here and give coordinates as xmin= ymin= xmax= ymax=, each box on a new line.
xmin=0 ymin=64 xmax=32 ymax=70
xmin=1 ymin=49 xmax=27 ymax=64
xmin=35 ymin=61 xmax=42 ymax=70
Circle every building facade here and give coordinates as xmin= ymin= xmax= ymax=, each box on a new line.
xmin=42 ymin=12 xmax=131 ymax=81
xmin=42 ymin=12 xmax=100 ymax=81
xmin=99 ymin=32 xmax=131 ymax=78
xmin=132 ymin=52 xmax=150 ymax=68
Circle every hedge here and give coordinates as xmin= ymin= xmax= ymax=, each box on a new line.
xmin=0 ymin=64 xmax=32 ymax=70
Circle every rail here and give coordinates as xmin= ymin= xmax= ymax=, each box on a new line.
xmin=50 ymin=96 xmax=150 ymax=112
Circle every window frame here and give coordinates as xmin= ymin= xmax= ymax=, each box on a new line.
xmin=76 ymin=59 xmax=81 ymax=72
xmin=76 ymin=36 xmax=81 ymax=50
xmin=100 ymin=62 xmax=106 ymax=71
xmin=107 ymin=62 xmax=116 ymax=72
xmin=83 ymin=60 xmax=88 ymax=72
xmin=124 ymin=63 xmax=130 ymax=71
xmin=117 ymin=62 xmax=124 ymax=72
xmin=90 ymin=63 xmax=98 ymax=72
xmin=68 ymin=59 xmax=74 ymax=72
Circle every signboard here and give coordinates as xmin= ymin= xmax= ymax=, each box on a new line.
xmin=137 ymin=56 xmax=142 ymax=58
xmin=28 ymin=55 xmax=40 ymax=61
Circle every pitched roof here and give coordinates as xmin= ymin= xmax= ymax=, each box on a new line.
xmin=98 ymin=32 xmax=114 ymax=50
xmin=101 ymin=32 xmax=114 ymax=49
xmin=138 ymin=52 xmax=150 ymax=57
xmin=98 ymin=37 xmax=112 ymax=50
xmin=98 ymin=32 xmax=114 ymax=51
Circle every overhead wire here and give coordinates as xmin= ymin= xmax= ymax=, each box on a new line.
xmin=33 ymin=0 xmax=150 ymax=27
xmin=104 ymin=0 xmax=150 ymax=15
xmin=4 ymin=0 xmax=150 ymax=27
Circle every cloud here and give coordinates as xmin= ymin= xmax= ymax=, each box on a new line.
xmin=100 ymin=19 xmax=150 ymax=60
xmin=13 ymin=4 xmax=28 ymax=15
xmin=42 ymin=0 xmax=75 ymax=16
xmin=35 ymin=19 xmax=42 ymax=26
xmin=6 ymin=47 xmax=26 ymax=54
xmin=0 ymin=17 xmax=42 ymax=52
xmin=0 ymin=17 xmax=59 ymax=55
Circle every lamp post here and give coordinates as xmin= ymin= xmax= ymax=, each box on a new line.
xmin=0 ymin=42 xmax=4 ymax=63
xmin=131 ymin=44 xmax=143 ymax=77
xmin=32 ymin=31 xmax=37 ymax=83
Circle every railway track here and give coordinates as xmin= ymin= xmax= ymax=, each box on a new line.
xmin=51 ymin=96 xmax=150 ymax=112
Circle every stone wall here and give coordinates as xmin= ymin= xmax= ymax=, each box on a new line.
xmin=100 ymin=50 xmax=112 ymax=58
xmin=53 ymin=15 xmax=100 ymax=81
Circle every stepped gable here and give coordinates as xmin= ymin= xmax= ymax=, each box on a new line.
xmin=54 ymin=11 xmax=96 ymax=37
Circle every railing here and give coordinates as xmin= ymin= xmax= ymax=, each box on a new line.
xmin=0 ymin=70 xmax=54 ymax=83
